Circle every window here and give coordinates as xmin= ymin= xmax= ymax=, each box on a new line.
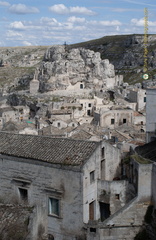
xmin=88 ymin=103 xmax=91 ymax=107
xmin=57 ymin=122 xmax=60 ymax=127
xmin=115 ymin=194 xmax=120 ymax=200
xmin=101 ymin=147 xmax=105 ymax=159
xmin=87 ymin=110 xmax=91 ymax=116
xmin=49 ymin=198 xmax=60 ymax=217
xmin=111 ymin=118 xmax=115 ymax=124
xmin=19 ymin=188 xmax=28 ymax=202
xmin=144 ymin=97 xmax=146 ymax=102
xmin=89 ymin=201 xmax=95 ymax=220
xmin=72 ymin=123 xmax=75 ymax=127
xmin=123 ymin=119 xmax=126 ymax=124
xmin=90 ymin=171 xmax=95 ymax=183
xmin=80 ymin=84 xmax=83 ymax=89
xmin=101 ymin=160 xmax=105 ymax=180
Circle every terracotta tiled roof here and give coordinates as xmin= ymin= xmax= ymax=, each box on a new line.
xmin=0 ymin=132 xmax=99 ymax=165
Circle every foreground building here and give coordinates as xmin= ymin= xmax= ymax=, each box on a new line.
xmin=0 ymin=132 xmax=152 ymax=240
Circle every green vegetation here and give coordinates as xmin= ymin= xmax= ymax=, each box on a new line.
xmin=131 ymin=154 xmax=152 ymax=164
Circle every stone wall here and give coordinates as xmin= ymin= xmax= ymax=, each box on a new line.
xmin=0 ymin=155 xmax=84 ymax=240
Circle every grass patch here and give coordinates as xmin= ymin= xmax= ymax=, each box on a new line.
xmin=131 ymin=154 xmax=152 ymax=164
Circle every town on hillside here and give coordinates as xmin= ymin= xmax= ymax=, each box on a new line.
xmin=0 ymin=43 xmax=156 ymax=240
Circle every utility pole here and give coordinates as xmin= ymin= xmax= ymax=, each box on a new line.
xmin=143 ymin=7 xmax=149 ymax=80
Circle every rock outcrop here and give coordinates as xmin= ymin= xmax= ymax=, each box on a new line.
xmin=38 ymin=46 xmax=117 ymax=92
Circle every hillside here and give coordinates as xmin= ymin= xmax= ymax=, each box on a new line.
xmin=70 ymin=34 xmax=156 ymax=84
xmin=0 ymin=46 xmax=48 ymax=89
xmin=0 ymin=34 xmax=156 ymax=90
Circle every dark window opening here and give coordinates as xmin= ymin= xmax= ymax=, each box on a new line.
xmin=100 ymin=202 xmax=110 ymax=221
xmin=141 ymin=121 xmax=143 ymax=125
xmin=123 ymin=119 xmax=127 ymax=124
xmin=90 ymin=171 xmax=95 ymax=183
xmin=88 ymin=103 xmax=91 ymax=107
xmin=144 ymin=97 xmax=146 ymax=102
xmin=19 ymin=188 xmax=28 ymax=202
xmin=115 ymin=194 xmax=120 ymax=200
xmin=80 ymin=84 xmax=83 ymax=89
xmin=101 ymin=147 xmax=105 ymax=159
xmin=48 ymin=234 xmax=54 ymax=240
xmin=111 ymin=118 xmax=115 ymax=124
xmin=101 ymin=160 xmax=105 ymax=180
xmin=90 ymin=228 xmax=96 ymax=233
xmin=87 ymin=110 xmax=91 ymax=116
xmin=57 ymin=122 xmax=60 ymax=127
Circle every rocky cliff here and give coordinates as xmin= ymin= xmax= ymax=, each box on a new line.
xmin=70 ymin=34 xmax=156 ymax=83
xmin=37 ymin=45 xmax=116 ymax=92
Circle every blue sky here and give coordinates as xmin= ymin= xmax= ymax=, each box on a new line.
xmin=0 ymin=0 xmax=156 ymax=46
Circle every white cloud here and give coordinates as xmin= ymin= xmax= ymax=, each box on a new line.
xmin=22 ymin=41 xmax=32 ymax=46
xmin=49 ymin=4 xmax=96 ymax=15
xmin=6 ymin=30 xmax=23 ymax=37
xmin=40 ymin=17 xmax=61 ymax=26
xmin=70 ymin=6 xmax=95 ymax=15
xmin=131 ymin=18 xmax=156 ymax=27
xmin=49 ymin=4 xmax=69 ymax=14
xmin=100 ymin=20 xmax=122 ymax=26
xmin=89 ymin=20 xmax=122 ymax=26
xmin=0 ymin=1 xmax=10 ymax=7
xmin=67 ymin=16 xmax=86 ymax=23
xmin=10 ymin=21 xmax=25 ymax=30
xmin=9 ymin=4 xmax=39 ymax=14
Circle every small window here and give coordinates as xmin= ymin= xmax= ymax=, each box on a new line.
xmin=88 ymin=103 xmax=91 ymax=107
xmin=57 ymin=122 xmax=60 ymax=127
xmin=141 ymin=121 xmax=143 ymax=125
xmin=90 ymin=171 xmax=95 ymax=183
xmin=19 ymin=188 xmax=28 ymax=202
xmin=123 ymin=119 xmax=126 ymax=124
xmin=115 ymin=194 xmax=120 ymax=200
xmin=72 ymin=123 xmax=75 ymax=127
xmin=144 ymin=97 xmax=146 ymax=102
xmin=48 ymin=234 xmax=54 ymax=240
xmin=49 ymin=198 xmax=60 ymax=217
xmin=81 ymin=104 xmax=83 ymax=107
xmin=80 ymin=84 xmax=83 ymax=89
xmin=111 ymin=119 xmax=115 ymax=124
xmin=101 ymin=147 xmax=105 ymax=159
xmin=87 ymin=110 xmax=91 ymax=116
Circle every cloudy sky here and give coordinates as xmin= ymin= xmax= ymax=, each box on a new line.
xmin=0 ymin=0 xmax=156 ymax=47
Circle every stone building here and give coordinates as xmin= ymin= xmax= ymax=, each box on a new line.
xmin=146 ymin=88 xmax=156 ymax=143
xmin=0 ymin=131 xmax=125 ymax=239
xmin=128 ymin=88 xmax=146 ymax=111
xmin=30 ymin=71 xmax=39 ymax=94
xmin=94 ymin=107 xmax=133 ymax=129
xmin=0 ymin=132 xmax=153 ymax=240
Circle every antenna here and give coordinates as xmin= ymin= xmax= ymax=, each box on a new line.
xmin=143 ymin=7 xmax=148 ymax=80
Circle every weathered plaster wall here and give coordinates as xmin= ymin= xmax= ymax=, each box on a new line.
xmin=0 ymin=155 xmax=84 ymax=240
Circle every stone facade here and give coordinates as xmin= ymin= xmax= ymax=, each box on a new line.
xmin=128 ymin=89 xmax=146 ymax=111
xmin=94 ymin=108 xmax=133 ymax=129
xmin=146 ymin=88 xmax=156 ymax=143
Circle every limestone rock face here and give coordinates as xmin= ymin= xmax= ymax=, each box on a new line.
xmin=38 ymin=46 xmax=116 ymax=92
